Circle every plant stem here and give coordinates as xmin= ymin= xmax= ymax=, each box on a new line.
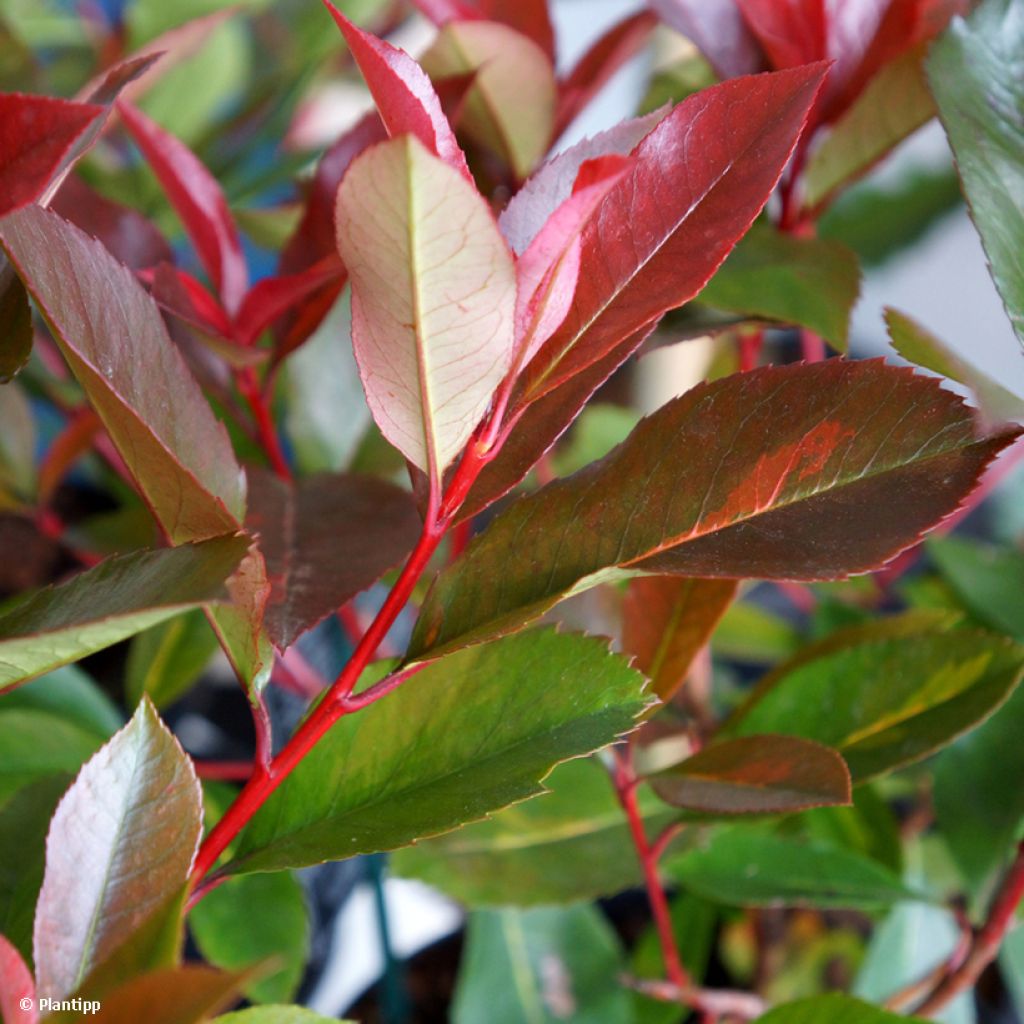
xmin=237 ymin=366 xmax=292 ymax=481
xmin=628 ymin=978 xmax=768 ymax=1021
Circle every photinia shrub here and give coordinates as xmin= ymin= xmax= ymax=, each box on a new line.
xmin=1 ymin=0 xmax=1023 ymax=1021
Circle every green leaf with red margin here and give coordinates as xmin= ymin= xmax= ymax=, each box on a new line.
xmin=723 ymin=613 xmax=1024 ymax=782
xmin=410 ymin=360 xmax=1020 ymax=662
xmin=223 ymin=629 xmax=648 ymax=875
xmin=698 ymin=221 xmax=861 ymax=348
xmin=517 ymin=64 xmax=827 ymax=407
xmin=0 ymin=535 xmax=248 ymax=694
xmin=421 ymin=20 xmax=556 ymax=181
xmin=245 ymin=466 xmax=420 ymax=650
xmin=648 ymin=735 xmax=851 ymax=815
xmin=754 ymin=994 xmax=928 ymax=1024
xmin=928 ymin=0 xmax=1024 ymax=347
xmin=33 ymin=699 xmax=202 ymax=1002
xmin=335 ymin=134 xmax=516 ymax=483
xmin=622 ymin=577 xmax=738 ymax=703
xmin=0 ymin=206 xmax=247 ymax=542
xmin=0 ymin=933 xmax=36 ymax=1024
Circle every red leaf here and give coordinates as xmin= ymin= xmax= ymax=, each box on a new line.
xmin=118 ymin=101 xmax=248 ymax=316
xmin=649 ymin=0 xmax=764 ymax=79
xmin=518 ymin=64 xmax=827 ymax=407
xmin=321 ymin=0 xmax=471 ymax=181
xmin=735 ymin=0 xmax=829 ymax=70
xmin=555 ymin=11 xmax=658 ymax=138
xmin=147 ymin=264 xmax=233 ymax=338
xmin=477 ymin=0 xmax=557 ymax=62
xmin=410 ymin=0 xmax=480 ymax=24
xmin=0 ymin=93 xmax=103 ymax=216
xmin=0 ymin=934 xmax=36 ymax=1024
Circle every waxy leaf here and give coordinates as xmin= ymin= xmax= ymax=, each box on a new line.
xmin=119 ymin=102 xmax=247 ymax=315
xmin=666 ymin=828 xmax=918 ymax=909
xmin=650 ymin=735 xmax=851 ymax=815
xmin=335 ymin=134 xmax=516 ymax=482
xmin=518 ymin=65 xmax=827 ymax=405
xmin=0 ymin=93 xmax=103 ymax=216
xmin=622 ymin=576 xmax=738 ymax=703
xmin=421 ymin=20 xmax=556 ymax=180
xmin=393 ymin=758 xmax=680 ymax=906
xmin=755 ymin=995 xmax=926 ymax=1024
xmin=225 ymin=629 xmax=647 ymax=874
xmin=0 ymin=206 xmax=247 ymax=542
xmin=410 ymin=360 xmax=1019 ymax=662
xmin=928 ymin=0 xmax=1024 ymax=346
xmin=126 ymin=609 xmax=221 ymax=709
xmin=34 ymin=700 xmax=203 ymax=1001
xmin=245 ymin=466 xmax=420 ymax=649
xmin=724 ymin=615 xmax=1024 ymax=782
xmin=0 ymin=933 xmax=35 ymax=1024
xmin=322 ymin=1 xmax=470 ymax=181
xmin=0 ymin=535 xmax=248 ymax=693
xmin=0 ymin=710 xmax=102 ymax=804
xmin=453 ymin=906 xmax=633 ymax=1024
xmin=698 ymin=222 xmax=861 ymax=348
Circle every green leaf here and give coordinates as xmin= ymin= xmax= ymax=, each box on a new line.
xmin=0 ymin=380 xmax=35 ymax=502
xmin=0 ymin=709 xmax=102 ymax=803
xmin=0 ymin=262 xmax=33 ymax=385
xmin=698 ymin=223 xmax=861 ymax=348
xmin=929 ymin=535 xmax=1024 ymax=641
xmin=928 ymin=0 xmax=1024 ymax=346
xmin=649 ymin=735 xmax=851 ymax=815
xmin=755 ymin=994 xmax=927 ymax=1023
xmin=225 ymin=629 xmax=648 ymax=874
xmin=393 ymin=757 xmax=679 ymax=906
xmin=934 ymin=681 xmax=1024 ymax=900
xmin=0 ymin=205 xmax=246 ymax=542
xmin=1000 ymin=926 xmax=1024 ymax=1021
xmin=723 ymin=614 xmax=1024 ymax=782
xmin=0 ymin=534 xmax=248 ymax=693
xmin=712 ymin=601 xmax=799 ymax=664
xmin=551 ymin=403 xmax=640 ymax=476
xmin=126 ymin=609 xmax=221 ymax=709
xmin=2 ymin=665 xmax=122 ymax=739
xmin=805 ymin=45 xmax=935 ymax=210
xmin=800 ymin=785 xmax=903 ymax=876
xmin=189 ymin=872 xmax=308 ymax=1004
xmin=215 ymin=1011 xmax=354 ymax=1024
xmin=33 ymin=699 xmax=202 ymax=1001
xmin=410 ymin=361 xmax=1018 ymax=663
xmin=452 ymin=906 xmax=633 ymax=1024
xmin=666 ymin=829 xmax=918 ymax=910
xmin=886 ymin=308 xmax=1024 ymax=426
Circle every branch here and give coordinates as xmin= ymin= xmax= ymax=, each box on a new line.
xmin=626 ymin=977 xmax=768 ymax=1021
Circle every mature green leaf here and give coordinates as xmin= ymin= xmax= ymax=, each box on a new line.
xmin=126 ymin=609 xmax=220 ymax=709
xmin=649 ymin=735 xmax=851 ymax=815
xmin=755 ymin=994 xmax=927 ymax=1024
xmin=411 ymin=360 xmax=1018 ymax=662
xmin=0 ymin=266 xmax=32 ymax=385
xmin=190 ymin=872 xmax=308 ymax=1004
xmin=712 ymin=601 xmax=799 ymax=664
xmin=2 ymin=665 xmax=122 ymax=739
xmin=335 ymin=133 xmax=516 ymax=483
xmin=0 ymin=380 xmax=34 ymax=504
xmin=452 ymin=906 xmax=633 ymax=1024
xmin=215 ymin=1011 xmax=353 ymax=1024
xmin=33 ymin=700 xmax=202 ymax=1001
xmin=698 ymin=223 xmax=861 ymax=348
xmin=623 ymin=576 xmax=738 ymax=703
xmin=1000 ymin=926 xmax=1024 ymax=1021
xmin=551 ymin=403 xmax=639 ymax=476
xmin=225 ymin=629 xmax=647 ymax=874
xmin=928 ymin=0 xmax=1024 ymax=346
xmin=422 ymin=20 xmax=556 ymax=180
xmin=886 ymin=309 xmax=1024 ymax=426
xmin=929 ymin=535 xmax=1024 ymax=641
xmin=934 ymin=682 xmax=1024 ymax=899
xmin=0 ymin=205 xmax=246 ymax=541
xmin=666 ymin=829 xmax=918 ymax=910
xmin=723 ymin=615 xmax=1024 ymax=781
xmin=0 ymin=709 xmax=102 ymax=803
xmin=800 ymin=785 xmax=903 ymax=876
xmin=393 ymin=758 xmax=679 ymax=906
xmin=246 ymin=466 xmax=420 ymax=649
xmin=0 ymin=534 xmax=248 ymax=693
xmin=805 ymin=45 xmax=935 ymax=210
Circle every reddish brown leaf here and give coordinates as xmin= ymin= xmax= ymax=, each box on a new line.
xmin=0 ymin=933 xmax=36 ymax=1024
xmin=246 ymin=467 xmax=421 ymax=649
xmin=734 ymin=0 xmax=828 ymax=71
xmin=649 ymin=734 xmax=851 ymax=814
xmin=0 ymin=266 xmax=32 ymax=384
xmin=623 ymin=577 xmax=738 ymax=702
xmin=649 ymin=0 xmax=764 ymax=79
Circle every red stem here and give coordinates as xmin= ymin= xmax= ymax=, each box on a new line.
xmin=738 ymin=329 xmax=763 ymax=373
xmin=237 ymin=366 xmax=292 ymax=481
xmin=193 ymin=760 xmax=255 ymax=782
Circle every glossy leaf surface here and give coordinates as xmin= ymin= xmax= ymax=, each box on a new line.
xmin=411 ymin=361 xmax=1018 ymax=662
xmin=698 ymin=222 xmax=861 ymax=348
xmin=928 ymin=0 xmax=1024 ymax=346
xmin=226 ymin=629 xmax=647 ymax=874
xmin=755 ymin=995 xmax=926 ymax=1024
xmin=724 ymin=615 xmax=1024 ymax=782
xmin=33 ymin=700 xmax=202 ymax=1001
xmin=0 ymin=206 xmax=247 ymax=542
xmin=0 ymin=535 xmax=247 ymax=692
xmin=393 ymin=758 xmax=679 ymax=905
xmin=649 ymin=735 xmax=851 ymax=815
xmin=335 ymin=134 xmax=516 ymax=480
xmin=246 ymin=467 xmax=420 ymax=649
xmin=648 ymin=0 xmax=762 ymax=79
